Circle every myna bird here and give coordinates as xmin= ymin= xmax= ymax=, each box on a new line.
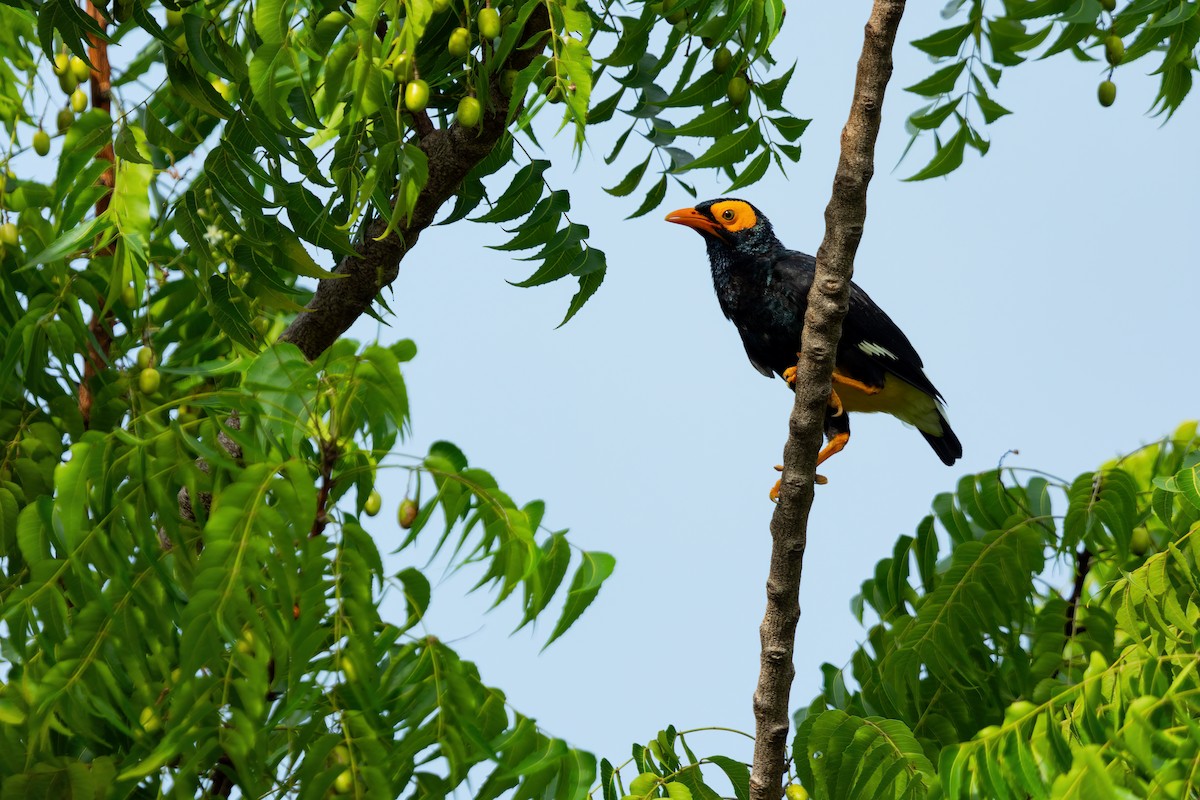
xmin=666 ymin=198 xmax=961 ymax=498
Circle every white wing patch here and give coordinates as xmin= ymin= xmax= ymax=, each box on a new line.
xmin=858 ymin=341 xmax=897 ymax=360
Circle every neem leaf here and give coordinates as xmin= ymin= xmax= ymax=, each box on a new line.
xmin=626 ymin=175 xmax=667 ymax=219
xmin=905 ymin=61 xmax=967 ymax=97
xmin=544 ymin=550 xmax=615 ymax=648
xmin=905 ymin=119 xmax=969 ymax=180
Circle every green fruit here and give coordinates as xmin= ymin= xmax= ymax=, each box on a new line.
xmin=166 ymin=8 xmax=183 ymax=26
xmin=726 ymin=75 xmax=749 ymax=106
xmin=404 ymin=79 xmax=430 ymax=112
xmin=58 ymin=71 xmax=77 ymax=95
xmin=398 ymin=498 xmax=418 ymax=528
xmin=0 ymin=223 xmax=16 ymax=250
xmin=314 ymin=10 xmax=349 ymax=51
xmin=1098 ymin=79 xmax=1116 ymax=107
xmin=662 ymin=0 xmax=686 ymax=24
xmin=713 ymin=45 xmax=732 ymax=72
xmin=136 ymin=347 xmax=154 ymax=369
xmin=364 ymin=490 xmax=382 ymax=516
xmin=784 ymin=786 xmax=809 ymax=800
xmin=432 ymin=0 xmax=450 ymax=11
xmin=1003 ymin=700 xmax=1038 ymax=725
xmin=114 ymin=0 xmax=133 ymax=24
xmin=665 ymin=783 xmax=692 ymax=800
xmin=121 ymin=284 xmax=137 ymax=308
xmin=448 ymin=27 xmax=471 ymax=57
xmin=477 ymin=7 xmax=501 ymax=39
xmin=212 ymin=78 xmax=235 ymax=102
xmin=70 ymin=56 xmax=90 ymax=84
xmin=629 ymin=773 xmax=657 ymax=796
xmin=457 ymin=95 xmax=482 ymax=127
xmin=139 ymin=367 xmax=161 ymax=394
xmin=334 ymin=770 xmax=354 ymax=794
xmin=500 ymin=68 xmax=518 ymax=94
xmin=392 ymin=52 xmax=415 ymax=82
xmin=56 ymin=108 xmax=73 ymax=133
xmin=546 ymin=84 xmax=563 ymax=103
xmin=1099 ymin=0 xmax=1116 ymax=10
xmin=139 ymin=706 xmax=160 ymax=733
xmin=32 ymin=130 xmax=50 ymax=157
xmin=1130 ymin=527 xmax=1152 ymax=555
xmin=53 ymin=53 xmax=70 ymax=75
xmin=1104 ymin=34 xmax=1124 ymax=66
xmin=70 ymin=88 xmax=88 ymax=113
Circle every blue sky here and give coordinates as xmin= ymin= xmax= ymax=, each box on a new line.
xmin=356 ymin=3 xmax=1200 ymax=771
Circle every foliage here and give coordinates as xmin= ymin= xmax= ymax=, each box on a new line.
xmin=774 ymin=421 xmax=1200 ymax=799
xmin=0 ymin=333 xmax=611 ymax=796
xmin=601 ymin=424 xmax=1200 ymax=799
xmin=902 ymin=0 xmax=1200 ymax=179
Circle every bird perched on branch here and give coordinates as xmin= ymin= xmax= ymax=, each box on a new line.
xmin=666 ymin=198 xmax=961 ymax=499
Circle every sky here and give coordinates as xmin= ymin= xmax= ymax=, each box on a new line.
xmin=347 ymin=3 xmax=1200 ymax=771
xmin=12 ymin=0 xmax=1195 ymax=782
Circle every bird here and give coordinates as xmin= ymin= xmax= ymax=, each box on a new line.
xmin=666 ymin=198 xmax=961 ymax=499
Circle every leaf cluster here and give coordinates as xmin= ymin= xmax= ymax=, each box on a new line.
xmin=785 ymin=421 xmax=1200 ymax=798
xmin=902 ymin=0 xmax=1199 ymax=179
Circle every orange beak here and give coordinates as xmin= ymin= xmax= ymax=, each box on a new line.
xmin=665 ymin=207 xmax=724 ymax=239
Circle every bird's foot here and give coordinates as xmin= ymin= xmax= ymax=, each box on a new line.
xmin=828 ymin=388 xmax=844 ymax=417
xmin=783 ymin=366 xmax=797 ymax=387
xmin=770 ymin=465 xmax=828 ymax=501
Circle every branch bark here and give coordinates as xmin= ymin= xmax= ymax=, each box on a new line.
xmin=279 ymin=8 xmax=550 ymax=361
xmin=749 ymin=3 xmax=907 ymax=798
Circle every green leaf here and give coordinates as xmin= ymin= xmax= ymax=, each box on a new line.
xmin=208 ymin=274 xmax=259 ymax=350
xmin=905 ymin=61 xmax=968 ymax=97
xmin=905 ymin=120 xmax=969 ymax=180
xmin=605 ymin=154 xmax=652 ymax=197
xmin=912 ymin=23 xmax=974 ymax=58
xmin=676 ymin=122 xmax=761 ymax=172
xmin=626 ymin=176 xmax=668 ymax=220
xmin=544 ymin=551 xmax=615 ymax=647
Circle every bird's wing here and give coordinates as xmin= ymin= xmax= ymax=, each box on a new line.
xmin=842 ymin=283 xmax=944 ymax=400
xmin=773 ymin=251 xmax=943 ymax=400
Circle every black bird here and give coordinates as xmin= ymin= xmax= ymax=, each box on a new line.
xmin=667 ymin=198 xmax=961 ymax=497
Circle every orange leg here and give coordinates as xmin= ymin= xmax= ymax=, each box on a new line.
xmin=816 ymin=431 xmax=850 ymax=467
xmin=782 ymin=367 xmax=846 ymax=417
xmin=831 ymin=370 xmax=881 ymax=396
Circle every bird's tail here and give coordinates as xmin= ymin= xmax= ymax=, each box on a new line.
xmin=922 ymin=409 xmax=963 ymax=466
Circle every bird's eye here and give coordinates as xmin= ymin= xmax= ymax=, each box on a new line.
xmin=721 ymin=209 xmax=736 ymax=221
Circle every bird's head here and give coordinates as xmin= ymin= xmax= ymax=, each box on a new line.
xmin=665 ymin=198 xmax=780 ymax=259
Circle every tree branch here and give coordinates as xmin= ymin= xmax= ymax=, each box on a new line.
xmin=279 ymin=8 xmax=551 ymax=361
xmin=1063 ymin=547 xmax=1092 ymax=640
xmin=749 ymin=3 xmax=906 ymax=798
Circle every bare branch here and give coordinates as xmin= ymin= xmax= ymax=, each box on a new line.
xmin=749 ymin=2 xmax=907 ymax=798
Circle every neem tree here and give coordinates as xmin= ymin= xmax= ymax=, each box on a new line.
xmin=0 ymin=0 xmax=1196 ymax=795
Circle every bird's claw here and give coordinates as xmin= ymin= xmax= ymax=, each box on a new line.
xmin=770 ymin=467 xmax=829 ymax=501
xmin=782 ymin=366 xmax=797 ymax=387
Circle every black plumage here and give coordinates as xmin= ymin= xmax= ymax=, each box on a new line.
xmin=667 ymin=197 xmax=961 ymax=472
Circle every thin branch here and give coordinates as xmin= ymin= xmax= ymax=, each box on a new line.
xmin=749 ymin=3 xmax=907 ymax=799
xmin=1064 ymin=547 xmax=1093 ymax=640
xmin=77 ymin=0 xmax=116 ymax=429
xmin=278 ymin=7 xmax=551 ymax=361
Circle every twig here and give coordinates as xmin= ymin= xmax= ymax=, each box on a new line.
xmin=1064 ymin=547 xmax=1093 ymax=640
xmin=749 ymin=3 xmax=906 ymax=799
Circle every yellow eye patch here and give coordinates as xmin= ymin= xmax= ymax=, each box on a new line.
xmin=708 ymin=200 xmax=757 ymax=233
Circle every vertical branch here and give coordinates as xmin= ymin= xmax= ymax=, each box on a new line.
xmin=77 ymin=1 xmax=117 ymax=429
xmin=749 ymin=2 xmax=907 ymax=798
xmin=1063 ymin=547 xmax=1093 ymax=639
